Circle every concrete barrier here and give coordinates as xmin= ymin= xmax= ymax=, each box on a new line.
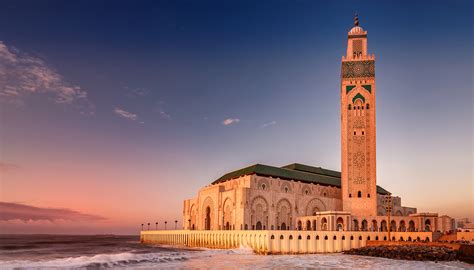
xmin=140 ymin=230 xmax=434 ymax=254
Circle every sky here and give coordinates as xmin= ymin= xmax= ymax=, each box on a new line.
xmin=0 ymin=0 xmax=472 ymax=235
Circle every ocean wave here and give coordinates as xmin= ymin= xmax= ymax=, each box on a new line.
xmin=0 ymin=251 xmax=190 ymax=269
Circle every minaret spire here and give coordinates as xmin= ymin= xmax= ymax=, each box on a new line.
xmin=354 ymin=13 xmax=359 ymax=26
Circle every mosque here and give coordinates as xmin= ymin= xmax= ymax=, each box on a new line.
xmin=181 ymin=16 xmax=455 ymax=234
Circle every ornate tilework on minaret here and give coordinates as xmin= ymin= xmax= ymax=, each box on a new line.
xmin=341 ymin=15 xmax=378 ymax=216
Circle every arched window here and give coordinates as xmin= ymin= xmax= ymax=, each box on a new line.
xmin=357 ymin=191 xmax=362 ymax=198
xmin=354 ymin=131 xmax=356 ymax=135
xmin=349 ymin=193 xmax=352 ymax=198
xmin=362 ymin=131 xmax=365 ymax=135
xmin=261 ymin=184 xmax=266 ymax=190
xmin=271 ymin=235 xmax=275 ymax=239
xmin=333 ymin=235 xmax=337 ymax=240
xmin=280 ymin=235 xmax=284 ymax=240
xmin=348 ymin=104 xmax=352 ymax=110
xmin=366 ymin=104 xmax=370 ymax=109
xmin=284 ymin=187 xmax=289 ymax=193
xmin=289 ymin=235 xmax=293 ymax=240
xmin=367 ymin=193 xmax=370 ymax=198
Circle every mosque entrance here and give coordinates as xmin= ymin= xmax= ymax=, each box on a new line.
xmin=256 ymin=221 xmax=262 ymax=230
xmin=205 ymin=207 xmax=211 ymax=230
xmin=424 ymin=219 xmax=431 ymax=232
xmin=280 ymin=223 xmax=287 ymax=230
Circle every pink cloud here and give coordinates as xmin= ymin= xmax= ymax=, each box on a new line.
xmin=0 ymin=162 xmax=19 ymax=174
xmin=0 ymin=202 xmax=106 ymax=222
xmin=114 ymin=107 xmax=138 ymax=121
xmin=222 ymin=118 xmax=240 ymax=126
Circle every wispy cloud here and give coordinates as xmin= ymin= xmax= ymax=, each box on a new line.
xmin=114 ymin=107 xmax=138 ymax=121
xmin=0 ymin=41 xmax=93 ymax=113
xmin=260 ymin=120 xmax=277 ymax=128
xmin=0 ymin=162 xmax=19 ymax=174
xmin=159 ymin=110 xmax=171 ymax=120
xmin=0 ymin=202 xmax=106 ymax=222
xmin=222 ymin=118 xmax=240 ymax=126
xmin=154 ymin=100 xmax=171 ymax=120
xmin=125 ymin=86 xmax=149 ymax=97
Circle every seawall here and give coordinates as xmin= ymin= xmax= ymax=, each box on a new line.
xmin=140 ymin=230 xmax=434 ymax=254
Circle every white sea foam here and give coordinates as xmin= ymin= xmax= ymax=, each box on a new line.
xmin=0 ymin=249 xmax=471 ymax=269
xmin=0 ymin=251 xmax=190 ymax=269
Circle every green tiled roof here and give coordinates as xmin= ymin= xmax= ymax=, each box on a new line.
xmin=211 ymin=163 xmax=390 ymax=195
xmin=282 ymin=163 xmax=341 ymax=178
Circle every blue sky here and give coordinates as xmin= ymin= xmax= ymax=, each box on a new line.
xmin=0 ymin=0 xmax=472 ymax=233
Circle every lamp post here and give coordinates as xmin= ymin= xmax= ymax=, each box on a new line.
xmin=141 ymin=223 xmax=144 ymax=231
xmin=165 ymin=221 xmax=168 ymax=230
xmin=147 ymin=223 xmax=150 ymax=231
xmin=155 ymin=222 xmax=158 ymax=230
xmin=175 ymin=220 xmax=178 ymax=230
xmin=384 ymin=193 xmax=393 ymax=241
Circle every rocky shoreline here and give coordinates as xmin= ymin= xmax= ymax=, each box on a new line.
xmin=344 ymin=245 xmax=458 ymax=261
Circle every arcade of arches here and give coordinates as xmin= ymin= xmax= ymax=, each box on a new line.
xmin=183 ymin=171 xmax=454 ymax=233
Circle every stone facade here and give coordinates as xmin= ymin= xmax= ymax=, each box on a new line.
xmin=183 ymin=170 xmax=453 ymax=233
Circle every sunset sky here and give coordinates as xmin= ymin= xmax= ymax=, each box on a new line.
xmin=0 ymin=0 xmax=472 ymax=234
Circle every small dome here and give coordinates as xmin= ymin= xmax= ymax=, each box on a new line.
xmin=349 ymin=26 xmax=364 ymax=35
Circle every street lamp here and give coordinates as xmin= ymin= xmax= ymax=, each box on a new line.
xmin=384 ymin=193 xmax=393 ymax=241
xmin=165 ymin=221 xmax=168 ymax=230
xmin=175 ymin=220 xmax=178 ymax=230
xmin=155 ymin=222 xmax=158 ymax=230
xmin=147 ymin=223 xmax=150 ymax=231
xmin=141 ymin=223 xmax=144 ymax=231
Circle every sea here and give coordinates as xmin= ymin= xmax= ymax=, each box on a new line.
xmin=0 ymin=235 xmax=471 ymax=269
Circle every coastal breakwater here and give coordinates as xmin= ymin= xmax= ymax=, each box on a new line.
xmin=345 ymin=241 xmax=474 ymax=263
xmin=140 ymin=230 xmax=434 ymax=254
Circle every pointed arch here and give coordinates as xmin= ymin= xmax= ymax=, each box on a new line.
xmin=251 ymin=196 xmax=269 ymax=230
xmin=222 ymin=197 xmax=234 ymax=230
xmin=276 ymin=198 xmax=292 ymax=230
xmin=201 ymin=196 xmax=214 ymax=230
xmin=352 ymin=93 xmax=365 ymax=103
xmin=305 ymin=198 xmax=327 ymax=216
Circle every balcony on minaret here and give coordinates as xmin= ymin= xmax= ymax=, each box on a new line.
xmin=342 ymin=54 xmax=375 ymax=61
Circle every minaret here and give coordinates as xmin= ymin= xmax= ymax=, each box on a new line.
xmin=341 ymin=14 xmax=377 ymax=216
